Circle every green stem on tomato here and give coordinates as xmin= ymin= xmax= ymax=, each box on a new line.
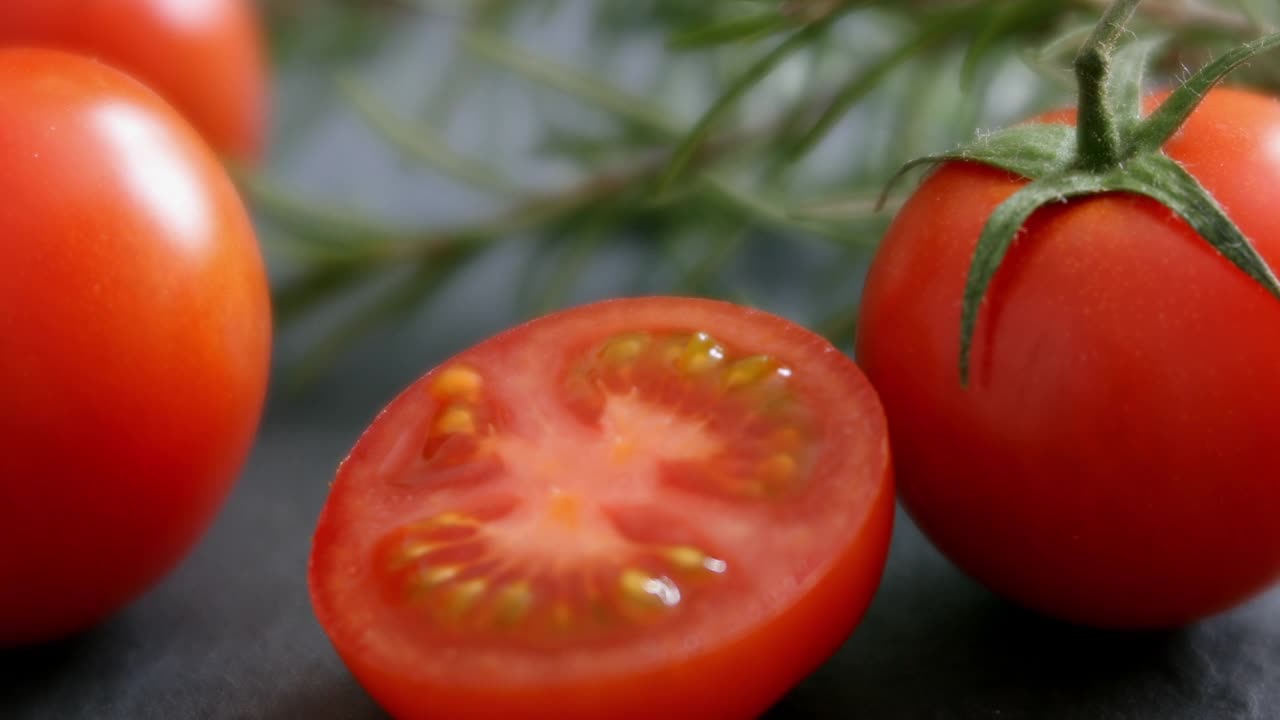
xmin=1071 ymin=0 xmax=1143 ymax=172
xmin=884 ymin=0 xmax=1280 ymax=385
xmin=1129 ymin=30 xmax=1280 ymax=154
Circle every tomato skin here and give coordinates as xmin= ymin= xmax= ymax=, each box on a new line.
xmin=0 ymin=49 xmax=271 ymax=646
xmin=0 ymin=0 xmax=268 ymax=161
xmin=310 ymin=297 xmax=893 ymax=720
xmin=857 ymin=88 xmax=1280 ymax=628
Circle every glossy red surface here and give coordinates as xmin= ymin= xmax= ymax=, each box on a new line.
xmin=0 ymin=0 xmax=268 ymax=160
xmin=858 ymin=88 xmax=1280 ymax=628
xmin=0 ymin=49 xmax=271 ymax=646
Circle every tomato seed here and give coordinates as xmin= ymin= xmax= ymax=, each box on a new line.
xmin=418 ymin=540 xmax=489 ymax=567
xmin=446 ymin=579 xmax=488 ymax=616
xmin=678 ymin=332 xmax=727 ymax=374
xmin=599 ymin=333 xmax=651 ymax=364
xmin=494 ymin=582 xmax=534 ymax=626
xmin=759 ymin=454 xmax=797 ymax=484
xmin=618 ymin=569 xmax=682 ymax=609
xmin=415 ymin=565 xmax=461 ymax=590
xmin=664 ymin=546 xmax=728 ymax=575
xmin=724 ymin=355 xmax=777 ymax=388
xmin=434 ymin=406 xmax=476 ymax=435
xmin=430 ymin=365 xmax=484 ymax=401
xmin=387 ymin=541 xmax=437 ymax=571
xmin=419 ymin=511 xmax=478 ymax=528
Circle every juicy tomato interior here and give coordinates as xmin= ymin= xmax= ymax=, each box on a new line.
xmin=310 ymin=297 xmax=893 ymax=720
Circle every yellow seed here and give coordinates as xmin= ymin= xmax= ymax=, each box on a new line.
xmin=422 ymin=511 xmax=476 ymax=528
xmin=759 ymin=453 xmax=798 ymax=483
xmin=679 ymin=332 xmax=726 ymax=374
xmin=724 ymin=355 xmax=775 ymax=388
xmin=618 ymin=570 xmax=652 ymax=603
xmin=495 ymin=582 xmax=534 ymax=625
xmin=448 ymin=579 xmax=488 ymax=614
xmin=431 ymin=365 xmax=483 ymax=400
xmin=757 ymin=365 xmax=794 ymax=393
xmin=665 ymin=546 xmax=728 ymax=574
xmin=389 ymin=541 xmax=436 ymax=571
xmin=599 ymin=333 xmax=651 ymax=363
xmin=618 ymin=569 xmax=682 ymax=608
xmin=434 ymin=405 xmax=476 ymax=435
xmin=418 ymin=565 xmax=461 ymax=588
xmin=665 ymin=546 xmax=706 ymax=571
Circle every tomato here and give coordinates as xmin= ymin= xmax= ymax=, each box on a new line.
xmin=857 ymin=87 xmax=1280 ymax=629
xmin=309 ymin=297 xmax=893 ymax=720
xmin=0 ymin=49 xmax=271 ymax=646
xmin=0 ymin=0 xmax=268 ymax=161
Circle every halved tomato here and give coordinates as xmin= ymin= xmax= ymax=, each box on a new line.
xmin=308 ymin=297 xmax=893 ymax=720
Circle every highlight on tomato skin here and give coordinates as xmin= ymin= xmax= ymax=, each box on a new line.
xmin=308 ymin=296 xmax=894 ymax=720
xmin=0 ymin=0 xmax=269 ymax=161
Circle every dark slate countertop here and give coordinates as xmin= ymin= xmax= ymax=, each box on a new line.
xmin=4 ymin=389 xmax=1276 ymax=720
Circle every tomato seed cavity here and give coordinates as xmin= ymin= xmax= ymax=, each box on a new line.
xmin=377 ymin=329 xmax=819 ymax=644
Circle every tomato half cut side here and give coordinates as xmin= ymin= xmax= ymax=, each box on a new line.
xmin=309 ymin=297 xmax=893 ymax=720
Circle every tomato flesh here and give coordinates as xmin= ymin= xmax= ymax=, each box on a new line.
xmin=310 ymin=297 xmax=893 ymax=720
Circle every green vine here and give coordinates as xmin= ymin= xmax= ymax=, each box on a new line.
xmin=250 ymin=0 xmax=1280 ymax=380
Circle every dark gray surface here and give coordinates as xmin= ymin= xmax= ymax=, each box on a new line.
xmin=2 ymin=384 xmax=1277 ymax=720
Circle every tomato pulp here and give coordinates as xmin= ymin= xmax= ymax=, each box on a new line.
xmin=310 ymin=297 xmax=893 ymax=720
xmin=858 ymin=88 xmax=1280 ymax=628
xmin=0 ymin=49 xmax=271 ymax=646
xmin=0 ymin=0 xmax=268 ymax=161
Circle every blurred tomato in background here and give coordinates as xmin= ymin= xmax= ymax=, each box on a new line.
xmin=0 ymin=0 xmax=268 ymax=161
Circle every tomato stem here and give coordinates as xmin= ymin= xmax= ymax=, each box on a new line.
xmin=1072 ymin=0 xmax=1142 ymax=172
xmin=880 ymin=0 xmax=1280 ymax=387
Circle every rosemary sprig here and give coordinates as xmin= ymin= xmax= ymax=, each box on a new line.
xmin=252 ymin=0 xmax=1279 ymax=380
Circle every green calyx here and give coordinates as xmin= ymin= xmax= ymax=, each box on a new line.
xmin=885 ymin=0 xmax=1280 ymax=386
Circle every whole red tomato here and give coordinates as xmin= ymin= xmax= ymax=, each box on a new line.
xmin=310 ymin=297 xmax=893 ymax=720
xmin=0 ymin=0 xmax=268 ymax=161
xmin=0 ymin=49 xmax=271 ymax=646
xmin=857 ymin=87 xmax=1280 ymax=629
